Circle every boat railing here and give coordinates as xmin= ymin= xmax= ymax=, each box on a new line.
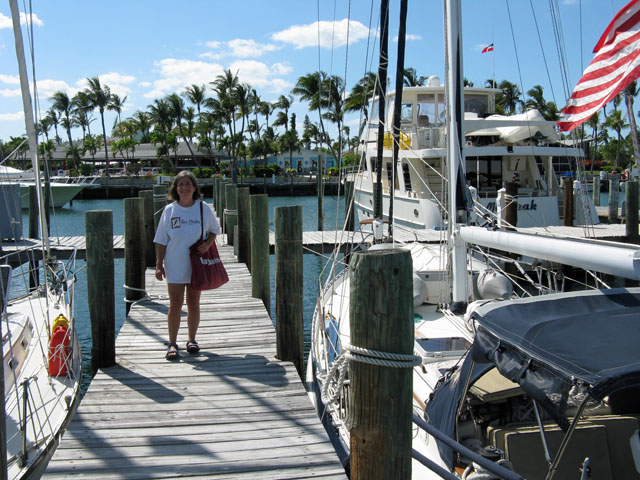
xmin=412 ymin=413 xmax=523 ymax=480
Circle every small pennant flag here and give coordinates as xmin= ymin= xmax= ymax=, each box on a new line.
xmin=481 ymin=43 xmax=494 ymax=53
xmin=558 ymin=0 xmax=640 ymax=131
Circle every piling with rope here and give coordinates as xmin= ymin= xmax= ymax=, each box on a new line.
xmin=592 ymin=177 xmax=601 ymax=206
xmin=124 ymin=198 xmax=146 ymax=315
xmin=349 ymin=248 xmax=414 ymax=480
xmin=250 ymin=194 xmax=270 ymax=312
xmin=609 ymin=179 xmax=620 ymax=223
xmin=274 ymin=205 xmax=303 ymax=378
xmin=86 ymin=210 xmax=116 ymax=371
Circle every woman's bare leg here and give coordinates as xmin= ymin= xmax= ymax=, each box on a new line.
xmin=167 ymin=283 xmax=186 ymax=345
xmin=185 ymin=286 xmax=202 ymax=341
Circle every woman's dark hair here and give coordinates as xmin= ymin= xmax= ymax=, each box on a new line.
xmin=168 ymin=170 xmax=202 ymax=202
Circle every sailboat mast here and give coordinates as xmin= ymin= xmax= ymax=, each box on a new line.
xmin=389 ymin=0 xmax=409 ymax=241
xmin=444 ymin=0 xmax=467 ymax=307
xmin=9 ymin=0 xmax=50 ymax=255
xmin=374 ymin=0 xmax=389 ymax=222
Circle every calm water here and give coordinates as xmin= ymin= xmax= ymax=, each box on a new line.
xmin=22 ymin=195 xmax=346 ymax=396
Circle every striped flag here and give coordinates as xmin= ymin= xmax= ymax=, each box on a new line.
xmin=481 ymin=43 xmax=494 ymax=53
xmin=558 ymin=0 xmax=640 ymax=131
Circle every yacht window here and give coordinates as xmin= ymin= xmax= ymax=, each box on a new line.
xmin=417 ymin=94 xmax=436 ymax=127
xmin=437 ymin=94 xmax=446 ymax=124
xmin=464 ymin=94 xmax=489 ymax=116
xmin=466 ymin=156 xmax=502 ymax=190
xmin=401 ymin=103 xmax=413 ymax=122
xmin=385 ymin=162 xmax=399 ymax=188
xmin=369 ymin=100 xmax=379 ymax=127
xmin=402 ymin=162 xmax=412 ymax=191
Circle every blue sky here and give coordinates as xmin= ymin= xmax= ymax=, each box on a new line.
xmin=0 ymin=0 xmax=631 ymax=142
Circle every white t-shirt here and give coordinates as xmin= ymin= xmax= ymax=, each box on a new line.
xmin=153 ymin=200 xmax=221 ymax=284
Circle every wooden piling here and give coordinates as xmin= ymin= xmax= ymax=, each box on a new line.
xmin=152 ymin=184 xmax=168 ymax=230
xmin=349 ymin=249 xmax=413 ymax=480
xmin=124 ymin=198 xmax=146 ymax=313
xmin=139 ymin=190 xmax=155 ymax=267
xmin=219 ymin=181 xmax=228 ymax=238
xmin=609 ymin=179 xmax=620 ymax=223
xmin=505 ymin=182 xmax=517 ymax=229
xmin=225 ymin=183 xmax=238 ymax=246
xmin=86 ymin=210 xmax=115 ymax=371
xmin=274 ymin=206 xmax=303 ymax=377
xmin=592 ymin=177 xmax=601 ymax=206
xmin=237 ymin=187 xmax=251 ymax=269
xmin=250 ymin=194 xmax=270 ymax=312
xmin=345 ymin=180 xmax=355 ymax=231
xmin=317 ymin=164 xmax=324 ymax=231
xmin=626 ymin=180 xmax=639 ymax=242
xmin=214 ymin=176 xmax=221 ymax=218
xmin=563 ymin=178 xmax=574 ymax=227
xmin=28 ymin=186 xmax=39 ymax=290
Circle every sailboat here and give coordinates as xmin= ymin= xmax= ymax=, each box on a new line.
xmin=1 ymin=1 xmax=82 ymax=478
xmin=307 ymin=1 xmax=640 ymax=479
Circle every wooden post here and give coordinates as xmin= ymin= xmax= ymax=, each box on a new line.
xmin=349 ymin=249 xmax=413 ymax=480
xmin=609 ymin=179 xmax=620 ymax=223
xmin=317 ymin=160 xmax=324 ymax=231
xmin=345 ymin=180 xmax=355 ymax=231
xmin=250 ymin=194 xmax=270 ymax=312
xmin=592 ymin=177 xmax=601 ymax=207
xmin=124 ymin=198 xmax=146 ymax=314
xmin=225 ymin=183 xmax=238 ymax=246
xmin=214 ymin=176 xmax=221 ymax=218
xmin=152 ymin=184 xmax=168 ymax=231
xmin=139 ymin=190 xmax=155 ymax=267
xmin=274 ymin=206 xmax=303 ymax=377
xmin=563 ymin=178 xmax=574 ymax=227
xmin=28 ymin=185 xmax=39 ymax=290
xmin=626 ymin=180 xmax=639 ymax=242
xmin=237 ymin=187 xmax=251 ymax=269
xmin=220 ymin=181 xmax=228 ymax=240
xmin=86 ymin=210 xmax=115 ymax=371
xmin=505 ymin=182 xmax=518 ymax=229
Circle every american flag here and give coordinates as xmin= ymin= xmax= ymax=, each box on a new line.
xmin=558 ymin=0 xmax=640 ymax=131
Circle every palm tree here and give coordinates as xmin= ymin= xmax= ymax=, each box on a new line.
xmin=272 ymin=95 xmax=293 ymax=131
xmin=108 ymin=94 xmax=127 ymax=125
xmin=345 ymin=72 xmax=377 ymax=131
xmin=50 ymin=90 xmax=78 ymax=167
xmin=45 ymin=109 xmax=61 ymax=144
xmin=212 ymin=69 xmax=240 ymax=182
xmin=166 ymin=93 xmax=196 ymax=161
xmin=149 ymin=98 xmax=176 ymax=171
xmin=183 ymin=84 xmax=207 ymax=120
xmin=72 ymin=91 xmax=94 ymax=143
xmin=132 ymin=110 xmax=152 ymax=143
xmin=497 ymin=80 xmax=523 ymax=115
xmin=587 ymin=112 xmax=601 ymax=172
xmin=624 ymin=81 xmax=640 ymax=169
xmin=604 ymin=109 xmax=629 ymax=167
xmin=403 ymin=67 xmax=426 ymax=87
xmin=85 ymin=77 xmax=113 ymax=171
xmin=526 ymin=85 xmax=556 ymax=119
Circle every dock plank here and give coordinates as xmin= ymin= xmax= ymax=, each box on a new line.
xmin=44 ymin=244 xmax=346 ymax=479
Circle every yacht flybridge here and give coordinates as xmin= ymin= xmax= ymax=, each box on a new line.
xmin=353 ymin=77 xmax=598 ymax=229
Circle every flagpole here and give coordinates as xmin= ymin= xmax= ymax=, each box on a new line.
xmin=492 ymin=34 xmax=495 ymax=87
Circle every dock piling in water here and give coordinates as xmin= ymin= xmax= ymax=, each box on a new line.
xmin=609 ymin=179 xmax=620 ymax=223
xmin=124 ymin=198 xmax=146 ymax=313
xmin=225 ymin=183 xmax=238 ymax=246
xmin=626 ymin=180 xmax=639 ymax=242
xmin=237 ymin=187 xmax=251 ymax=269
xmin=152 ymin=184 xmax=168 ymax=231
xmin=250 ymin=194 xmax=270 ymax=312
xmin=274 ymin=205 xmax=303 ymax=378
xmin=86 ymin=210 xmax=115 ymax=371
xmin=139 ymin=190 xmax=155 ymax=267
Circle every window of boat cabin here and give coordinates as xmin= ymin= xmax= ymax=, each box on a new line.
xmin=401 ymin=102 xmax=413 ymax=122
xmin=464 ymin=94 xmax=489 ymax=116
xmin=369 ymin=100 xmax=379 ymax=127
xmin=417 ymin=94 xmax=436 ymax=126
xmin=385 ymin=162 xmax=399 ymax=189
xmin=402 ymin=162 xmax=412 ymax=191
xmin=466 ymin=156 xmax=502 ymax=191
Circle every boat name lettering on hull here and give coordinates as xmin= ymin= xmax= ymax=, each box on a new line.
xmin=486 ymin=200 xmax=538 ymax=212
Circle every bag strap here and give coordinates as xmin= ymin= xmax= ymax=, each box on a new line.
xmin=199 ymin=200 xmax=205 ymax=241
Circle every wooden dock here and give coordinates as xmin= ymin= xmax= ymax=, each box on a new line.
xmin=43 ymin=244 xmax=347 ymax=479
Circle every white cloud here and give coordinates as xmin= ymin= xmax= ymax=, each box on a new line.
xmin=393 ymin=33 xmax=422 ymax=42
xmin=37 ymin=79 xmax=78 ymax=99
xmin=271 ymin=62 xmax=292 ymax=75
xmin=0 ymin=12 xmax=43 ymax=29
xmin=143 ymin=58 xmax=225 ymax=98
xmin=0 ymin=111 xmax=24 ymax=121
xmin=0 ymin=88 xmax=20 ymax=97
xmin=139 ymin=81 xmax=152 ymax=88
xmin=0 ymin=74 xmax=19 ymax=85
xmin=200 ymin=39 xmax=279 ymax=60
xmin=272 ymin=19 xmax=370 ymax=49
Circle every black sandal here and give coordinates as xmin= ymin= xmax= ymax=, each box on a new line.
xmin=186 ymin=340 xmax=200 ymax=354
xmin=166 ymin=342 xmax=179 ymax=360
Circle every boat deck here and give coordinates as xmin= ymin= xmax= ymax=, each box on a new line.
xmin=43 ymin=244 xmax=347 ymax=479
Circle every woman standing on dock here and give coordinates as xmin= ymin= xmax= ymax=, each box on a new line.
xmin=153 ymin=170 xmax=221 ymax=360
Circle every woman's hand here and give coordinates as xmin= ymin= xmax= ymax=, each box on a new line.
xmin=155 ymin=263 xmax=165 ymax=281
xmin=197 ymin=235 xmax=216 ymax=255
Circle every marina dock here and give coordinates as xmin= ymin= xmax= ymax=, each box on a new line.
xmin=43 ymin=244 xmax=347 ymax=479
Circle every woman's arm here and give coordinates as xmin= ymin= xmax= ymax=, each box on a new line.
xmin=196 ymin=233 xmax=216 ymax=255
xmin=155 ymin=243 xmax=167 ymax=280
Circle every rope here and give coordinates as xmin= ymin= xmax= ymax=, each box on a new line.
xmin=345 ymin=344 xmax=422 ymax=368
xmin=223 ymin=209 xmax=238 ymax=216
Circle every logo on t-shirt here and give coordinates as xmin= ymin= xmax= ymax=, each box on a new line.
xmin=171 ymin=217 xmax=181 ymax=229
